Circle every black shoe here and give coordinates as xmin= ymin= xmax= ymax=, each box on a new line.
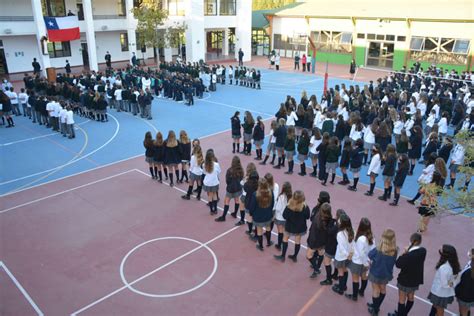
xmin=235 ymin=220 xmax=245 ymax=226
xmin=407 ymin=199 xmax=415 ymax=205
xmin=310 ymin=270 xmax=321 ymax=279
xmin=288 ymin=254 xmax=297 ymax=263
xmin=378 ymin=195 xmax=387 ymax=201
xmin=344 ymin=293 xmax=357 ymax=301
xmin=320 ymin=279 xmax=332 ymax=285
xmin=181 ymin=195 xmax=190 ymax=200
xmin=332 ymin=284 xmax=344 ymax=295
xmin=389 ymin=201 xmax=398 ymax=206
xmin=259 ymin=161 xmax=266 ymax=165
xmin=215 ymin=216 xmax=225 ymax=222
xmin=275 ymin=244 xmax=281 ymax=250
xmin=230 ymin=212 xmax=237 ymax=218
xmin=256 ymin=244 xmax=264 ymax=251
xmin=348 ymin=186 xmax=357 ymax=191
xmin=364 ymin=191 xmax=373 ymax=196
xmin=266 ymin=241 xmax=274 ymax=247
xmin=249 ymin=235 xmax=258 ymax=241
xmin=274 ymin=255 xmax=285 ymax=262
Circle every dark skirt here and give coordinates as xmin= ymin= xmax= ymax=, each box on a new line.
xmin=368 ymin=272 xmax=392 ymax=285
xmin=397 ymin=282 xmax=419 ymax=293
xmin=428 ymin=292 xmax=454 ymax=308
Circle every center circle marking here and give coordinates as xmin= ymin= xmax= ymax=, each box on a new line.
xmin=120 ymin=236 xmax=218 ymax=298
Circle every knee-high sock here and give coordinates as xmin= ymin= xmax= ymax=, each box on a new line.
xmin=247 ymin=222 xmax=253 ymax=233
xmin=325 ymin=264 xmax=332 ymax=280
xmin=352 ymin=281 xmax=359 ymax=296
xmin=405 ymin=300 xmax=414 ymax=315
xmin=281 ymin=241 xmax=288 ymax=257
xmin=293 ymin=243 xmax=301 ymax=256
xmin=234 ymin=203 xmax=239 ymax=214
xmin=316 ymin=255 xmax=324 ymax=270
xmin=157 ymin=170 xmax=163 ymax=181
xmin=222 ymin=205 xmax=229 ymax=218
xmin=277 ymin=233 xmax=283 ymax=246
xmin=240 ymin=210 xmax=245 ymax=222
xmin=265 ymin=231 xmax=271 ymax=244
xmin=397 ymin=302 xmax=406 ymax=316
xmin=169 ymin=173 xmax=174 ymax=184
xmin=154 ymin=166 xmax=158 ymax=177
xmin=359 ymin=279 xmax=368 ymax=295
xmin=257 ymin=235 xmax=263 ymax=247
xmin=149 ymin=167 xmax=154 ymax=177
xmin=175 ymin=170 xmax=180 ymax=181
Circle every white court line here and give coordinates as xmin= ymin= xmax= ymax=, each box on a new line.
xmin=200 ymin=99 xmax=273 ymax=117
xmin=133 ymin=169 xmax=457 ymax=316
xmin=0 ymin=114 xmax=120 ymax=187
xmin=0 ymin=169 xmax=136 ymax=214
xmin=0 ymin=120 xmax=91 ymax=147
xmin=0 ymin=261 xmax=44 ymax=316
xmin=70 ymin=225 xmax=240 ymax=315
xmin=261 ymin=78 xmax=323 ymax=87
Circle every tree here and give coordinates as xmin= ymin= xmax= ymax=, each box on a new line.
xmin=132 ymin=0 xmax=187 ymax=60
xmin=253 ymin=0 xmax=295 ymax=10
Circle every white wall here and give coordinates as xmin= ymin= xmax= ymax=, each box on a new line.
xmin=0 ymin=35 xmax=41 ymax=73
xmin=1 ymin=0 xmax=33 ymax=17
xmin=92 ymin=0 xmax=125 ymax=16
xmin=49 ymin=40 xmax=83 ymax=69
xmin=95 ymin=31 xmax=153 ymax=64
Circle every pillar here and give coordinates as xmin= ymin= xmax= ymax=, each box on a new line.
xmin=82 ymin=0 xmax=98 ymax=71
xmin=235 ymin=0 xmax=252 ymax=62
xmin=223 ymin=29 xmax=229 ymax=56
xmin=31 ymin=0 xmax=51 ymax=76
xmin=184 ymin=0 xmax=205 ymax=62
xmin=125 ymin=0 xmax=137 ymax=59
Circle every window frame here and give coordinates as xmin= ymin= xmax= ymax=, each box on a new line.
xmin=168 ymin=0 xmax=185 ymax=16
xmin=120 ymin=33 xmax=129 ymax=52
xmin=42 ymin=0 xmax=66 ymax=17
xmin=204 ymin=0 xmax=217 ymax=15
xmin=219 ymin=0 xmax=236 ymax=16
xmin=47 ymin=41 xmax=71 ymax=58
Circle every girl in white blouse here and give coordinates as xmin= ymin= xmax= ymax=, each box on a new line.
xmin=428 ymin=244 xmax=461 ymax=316
xmin=273 ymin=182 xmax=292 ymax=250
xmin=365 ymin=144 xmax=381 ymax=196
xmin=309 ymin=128 xmax=322 ymax=177
xmin=438 ymin=112 xmax=449 ymax=142
xmin=332 ymin=213 xmax=354 ymax=295
xmin=203 ymin=149 xmax=221 ymax=215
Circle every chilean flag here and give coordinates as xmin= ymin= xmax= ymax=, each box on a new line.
xmin=44 ymin=16 xmax=80 ymax=42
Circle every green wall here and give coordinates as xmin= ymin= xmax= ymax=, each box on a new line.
xmin=407 ymin=60 xmax=466 ymax=73
xmin=393 ymin=50 xmax=406 ymax=71
xmin=315 ymin=51 xmax=352 ymax=65
xmin=355 ymin=46 xmax=366 ymax=66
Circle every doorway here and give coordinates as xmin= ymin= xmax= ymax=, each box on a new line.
xmin=81 ymin=43 xmax=89 ymax=67
xmin=0 ymin=48 xmax=7 ymax=75
xmin=366 ymin=42 xmax=394 ymax=68
xmin=206 ymin=31 xmax=223 ymax=56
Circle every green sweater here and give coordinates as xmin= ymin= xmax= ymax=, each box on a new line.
xmin=284 ymin=137 xmax=296 ymax=151
xmin=297 ymin=137 xmax=310 ymax=155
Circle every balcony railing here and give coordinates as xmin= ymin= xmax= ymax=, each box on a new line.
xmin=0 ymin=16 xmax=34 ymax=22
xmin=92 ymin=15 xmax=127 ymax=20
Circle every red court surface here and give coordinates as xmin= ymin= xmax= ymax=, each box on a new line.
xmin=1 ymin=128 xmax=472 ymax=316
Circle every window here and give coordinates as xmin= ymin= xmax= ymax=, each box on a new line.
xmin=386 ymin=35 xmax=395 ymax=41
xmin=168 ymin=0 xmax=185 ymax=16
xmin=453 ymin=39 xmax=470 ymax=54
xmin=410 ymin=37 xmax=424 ymax=51
xmin=397 ymin=36 xmax=406 ymax=42
xmin=367 ymin=34 xmax=375 ymax=40
xmin=120 ymin=33 xmax=129 ymax=51
xmin=47 ymin=41 xmax=71 ymax=58
xmin=118 ymin=0 xmax=126 ymax=16
xmin=312 ymin=30 xmax=352 ymax=53
xmin=41 ymin=0 xmax=66 ymax=16
xmin=220 ymin=0 xmax=236 ymax=15
xmin=376 ymin=34 xmax=384 ymax=40
xmin=410 ymin=37 xmax=470 ymax=66
xmin=357 ymin=33 xmax=365 ymax=39
xmin=340 ymin=33 xmax=352 ymax=44
xmin=205 ymin=0 xmax=217 ymax=15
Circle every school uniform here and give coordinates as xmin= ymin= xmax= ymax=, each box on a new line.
xmin=349 ymin=125 xmax=363 ymax=142
xmin=455 ymin=264 xmax=474 ymax=308
xmin=297 ymin=136 xmax=310 ymax=162
xmin=428 ymin=262 xmax=457 ymax=308
xmin=283 ymin=205 xmax=310 ymax=236
xmin=325 ymin=219 xmax=338 ymax=259
xmin=422 ymin=140 xmax=438 ymax=162
xmin=273 ymin=194 xmax=288 ymax=226
xmin=225 ymin=169 xmax=243 ymax=198
xmin=349 ymin=236 xmax=375 ymax=275
xmin=252 ymin=124 xmax=265 ymax=146
xmin=383 ymin=154 xmax=397 ymax=182
xmin=59 ymin=107 xmax=68 ymax=136
xmin=242 ymin=120 xmax=254 ymax=142
xmin=144 ymin=143 xmax=155 ymax=164
xmin=284 ymin=137 xmax=296 ymax=158
xmin=203 ymin=162 xmax=221 ymax=192
xmin=339 ymin=148 xmax=351 ymax=169
xmin=349 ymin=145 xmax=364 ymax=173
xmin=274 ymin=125 xmax=287 ymax=151
xmin=243 ymin=180 xmax=258 ymax=213
xmin=408 ymin=134 xmax=422 ymax=160
xmin=189 ymin=154 xmax=203 ymax=181
xmin=153 ymin=143 xmax=165 ymax=165
xmin=393 ymin=164 xmax=409 ymax=188
xmin=164 ymin=143 xmax=181 ymax=165
xmin=395 ymin=246 xmax=426 ymax=293
xmin=397 ymin=140 xmax=409 ymax=155
xmin=363 ymin=126 xmax=375 ymax=150
xmin=368 ymin=248 xmax=397 ymax=285
xmin=179 ymin=142 xmax=191 ymax=163
xmin=335 ymin=231 xmax=354 ymax=268
xmin=325 ymin=145 xmax=340 ymax=173
xmin=248 ymin=192 xmax=275 ymax=227
xmin=307 ymin=216 xmax=330 ymax=250
xmin=309 ymin=136 xmax=321 ymax=160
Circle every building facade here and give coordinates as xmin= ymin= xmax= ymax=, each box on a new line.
xmin=0 ymin=0 xmax=251 ymax=75
xmin=265 ymin=0 xmax=474 ymax=72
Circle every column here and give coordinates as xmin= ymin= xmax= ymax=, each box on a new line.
xmin=184 ymin=0 xmax=205 ymax=62
xmin=222 ymin=28 xmax=229 ymax=56
xmin=82 ymin=0 xmax=98 ymax=71
xmin=236 ymin=0 xmax=252 ymax=61
xmin=126 ymin=0 xmax=137 ymax=59
xmin=31 ymin=0 xmax=51 ymax=76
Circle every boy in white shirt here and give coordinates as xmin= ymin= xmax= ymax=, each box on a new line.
xmin=114 ymin=85 xmax=123 ymax=111
xmin=6 ymin=87 xmax=20 ymax=116
xmin=66 ymin=106 xmax=75 ymax=139
xmin=59 ymin=104 xmax=68 ymax=137
xmin=18 ymin=88 xmax=28 ymax=117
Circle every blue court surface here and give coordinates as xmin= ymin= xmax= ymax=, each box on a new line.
xmin=1 ymin=69 xmax=427 ymax=197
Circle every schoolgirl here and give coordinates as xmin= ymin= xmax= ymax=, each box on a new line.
xmin=153 ymin=132 xmax=166 ymax=182
xmin=376 ymin=121 xmax=392 ymax=152
xmin=367 ymin=229 xmax=398 ymax=316
xmin=261 ymin=120 xmax=277 ymax=165
xmin=416 ymin=172 xmax=442 ymax=233
xmin=346 ymin=217 xmax=375 ymax=301
xmin=408 ymin=125 xmax=423 ymax=175
xmin=284 ymin=126 xmax=296 ymax=174
xmin=446 ymin=143 xmax=465 ymax=189
xmin=438 ymin=111 xmax=449 ymax=142
xmin=243 ymin=167 xmax=259 ymax=235
xmin=397 ymin=129 xmax=409 ymax=156
xmin=428 ymin=244 xmax=461 ymax=316
xmin=252 ymin=116 xmax=265 ymax=160
xmin=348 ymin=138 xmax=364 ymax=191
xmin=365 ymin=144 xmax=382 ymax=196
xmin=363 ymin=119 xmax=378 ymax=165
xmin=228 ymin=65 xmax=234 ymax=85
xmin=307 ymin=202 xmax=332 ymax=278
xmin=231 ymin=111 xmax=241 ymax=153
xmin=317 ymin=132 xmax=330 ymax=181
xmin=388 ymin=233 xmax=426 ymax=316
xmin=202 ymin=149 xmax=221 ymax=215
xmin=274 ymin=191 xmax=310 ymax=262
xmin=379 ymin=144 xmax=397 ymax=201
xmin=286 ymin=105 xmax=299 ymax=127
xmin=338 ymin=137 xmax=352 ymax=185
xmin=390 ymin=154 xmax=409 ymax=206
xmin=297 ymin=129 xmax=310 ymax=176
xmin=182 ymin=144 xmax=204 ymax=200
xmin=332 ymin=213 xmax=354 ymax=295
xmin=422 ymin=132 xmax=438 ymax=164
xmin=320 ymin=208 xmax=343 ymax=286
xmin=426 ymin=109 xmax=436 ymax=136
xmin=323 ymin=136 xmax=340 ymax=185
xmin=309 ymin=128 xmax=322 ymax=177
xmin=273 ymin=182 xmax=292 ymax=250
xmin=335 ymin=114 xmax=347 ymax=141
xmin=455 ymin=249 xmax=474 ymax=316
xmin=349 ymin=117 xmax=364 ymax=143
xmin=408 ymin=154 xmax=436 ymax=205
xmin=275 ymin=103 xmax=287 ymax=121
xmin=216 ymin=155 xmax=244 ymax=222
xmin=295 ymin=104 xmax=305 ymax=141
xmin=393 ymin=114 xmax=404 ymax=144
xmin=164 ymin=130 xmax=181 ymax=187
xmin=255 ymin=70 xmax=261 ymax=89
xmin=241 ymin=111 xmax=255 ymax=156
xmin=179 ymin=130 xmax=191 ymax=183
xmin=264 ymin=173 xmax=279 ymax=209
xmin=143 ymin=131 xmax=157 ymax=179
xmin=248 ymin=178 xmax=275 ymax=250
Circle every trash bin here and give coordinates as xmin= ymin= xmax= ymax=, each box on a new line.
xmin=46 ymin=67 xmax=56 ymax=83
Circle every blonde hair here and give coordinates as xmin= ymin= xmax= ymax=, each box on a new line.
xmin=154 ymin=132 xmax=163 ymax=146
xmin=166 ymin=130 xmax=178 ymax=147
xmin=179 ymin=130 xmax=190 ymax=144
xmin=378 ymin=229 xmax=397 ymax=256
xmin=193 ymin=144 xmax=204 ymax=166
xmin=287 ymin=190 xmax=305 ymax=212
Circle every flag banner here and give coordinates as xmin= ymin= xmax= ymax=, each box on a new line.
xmin=44 ymin=16 xmax=80 ymax=42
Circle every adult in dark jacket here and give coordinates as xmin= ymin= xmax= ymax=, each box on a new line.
xmin=248 ymin=178 xmax=275 ymax=251
xmin=388 ymin=233 xmax=426 ymax=316
xmin=231 ymin=111 xmax=241 ymax=153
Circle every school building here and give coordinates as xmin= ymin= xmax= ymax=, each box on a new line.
xmin=253 ymin=0 xmax=474 ymax=72
xmin=0 ymin=0 xmax=251 ymax=75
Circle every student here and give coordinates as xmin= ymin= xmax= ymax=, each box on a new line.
xmin=408 ymin=154 xmax=436 ymax=205
xmin=348 ymin=139 xmax=364 ymax=191
xmin=284 ymin=126 xmax=296 ymax=174
xmin=363 ymin=119 xmax=378 ymax=165
xmin=242 ymin=168 xmax=259 ymax=233
xmin=231 ymin=111 xmax=241 ymax=153
xmin=317 ymin=132 xmax=330 ymax=181
xmin=417 ymin=172 xmax=442 ymax=233
xmin=309 ymin=128 xmax=322 ymax=177
xmin=346 ymin=218 xmax=375 ymax=301
xmin=59 ymin=102 xmax=68 ymax=137
xmin=295 ymin=104 xmax=305 ymax=141
xmin=252 ymin=116 xmax=265 ymax=160
xmin=390 ymin=154 xmax=409 ymax=206
xmin=365 ymin=144 xmax=381 ymax=196
xmin=388 ymin=233 xmax=427 ymax=316
xmin=307 ymin=202 xmax=332 ymax=278
xmin=215 ymin=156 xmax=243 ymax=222
xmin=248 ymin=178 xmax=275 ymax=251
xmin=320 ymin=208 xmax=343 ymax=286
xmin=437 ymin=137 xmax=453 ymax=164
xmin=274 ymin=191 xmax=310 ymax=262
xmin=297 ymin=129 xmax=310 ymax=176
xmin=164 ymin=130 xmax=181 ymax=187
xmin=397 ymin=129 xmax=409 ymax=156
xmin=182 ymin=143 xmax=203 ymax=199
xmin=323 ymin=136 xmax=340 ymax=185
xmin=379 ymin=144 xmax=397 ymax=201
xmin=428 ymin=244 xmax=461 ymax=316
xmin=408 ymin=126 xmax=423 ymax=175
xmin=144 ymin=131 xmax=156 ymax=179
xmin=66 ymin=106 xmax=75 ymax=139
xmin=423 ymin=132 xmax=438 ymax=164
xmin=274 ymin=182 xmax=292 ymax=250
xmin=438 ymin=112 xmax=449 ymax=142
xmin=338 ymin=137 xmax=352 ymax=185
xmin=367 ymin=229 xmax=398 ymax=316
xmin=446 ymin=143 xmax=465 ymax=189
xmin=179 ymin=130 xmax=191 ymax=183
xmin=203 ymin=149 xmax=221 ymax=215
xmin=18 ymin=88 xmax=28 ymax=117
xmin=241 ymin=111 xmax=255 ymax=156
xmin=261 ymin=120 xmax=277 ymax=165
xmin=332 ymin=213 xmax=354 ymax=295
xmin=273 ymin=118 xmax=287 ymax=169
xmin=455 ymin=249 xmax=474 ymax=316
xmin=153 ymin=132 xmax=166 ymax=183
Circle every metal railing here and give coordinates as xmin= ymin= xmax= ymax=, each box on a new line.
xmin=0 ymin=16 xmax=34 ymax=22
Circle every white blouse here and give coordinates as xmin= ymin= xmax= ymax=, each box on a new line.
xmin=335 ymin=231 xmax=354 ymax=261
xmin=349 ymin=124 xmax=363 ymax=141
xmin=203 ymin=162 xmax=221 ymax=186
xmin=430 ymin=262 xmax=457 ymax=298
xmin=286 ymin=111 xmax=298 ymax=126
xmin=309 ymin=136 xmax=322 ymax=154
xmin=438 ymin=118 xmax=448 ymax=134
xmin=393 ymin=120 xmax=404 ymax=135
xmin=351 ymin=236 xmax=375 ymax=266
xmin=367 ymin=153 xmax=381 ymax=175
xmin=274 ymin=194 xmax=288 ymax=222
xmin=190 ymin=155 xmax=203 ymax=176
xmin=363 ymin=126 xmax=375 ymax=144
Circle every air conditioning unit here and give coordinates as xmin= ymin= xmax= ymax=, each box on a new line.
xmin=101 ymin=25 xmax=108 ymax=31
xmin=4 ymin=29 xmax=12 ymax=34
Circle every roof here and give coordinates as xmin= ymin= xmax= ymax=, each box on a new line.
xmin=272 ymin=0 xmax=474 ymax=22
xmin=252 ymin=2 xmax=303 ymax=29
